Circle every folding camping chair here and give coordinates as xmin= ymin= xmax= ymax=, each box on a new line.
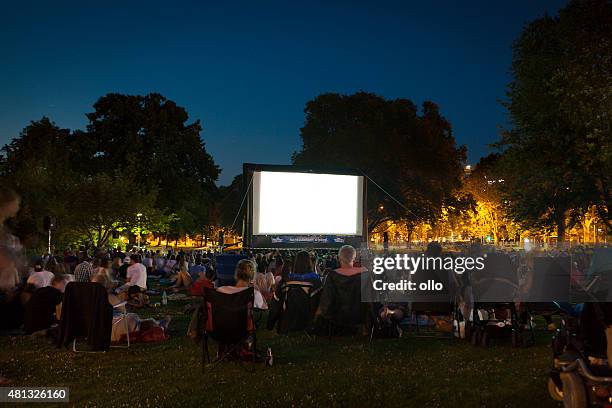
xmin=269 ymin=281 xmax=321 ymax=336
xmin=408 ymin=261 xmax=457 ymax=339
xmin=315 ymin=270 xmax=371 ymax=338
xmin=201 ymin=286 xmax=258 ymax=373
xmin=57 ymin=282 xmax=115 ymax=352
xmin=469 ymin=252 xmax=525 ymax=347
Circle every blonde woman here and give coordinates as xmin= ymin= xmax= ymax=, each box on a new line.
xmin=217 ymin=259 xmax=266 ymax=309
xmin=171 ymin=259 xmax=192 ymax=291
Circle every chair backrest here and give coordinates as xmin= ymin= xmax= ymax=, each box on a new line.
xmin=471 ymin=252 xmax=519 ymax=303
xmin=319 ymin=271 xmax=366 ymax=328
xmin=526 ymin=257 xmax=571 ymax=302
xmin=277 ymin=281 xmax=316 ymax=333
xmin=203 ymin=286 xmax=254 ymax=344
xmin=57 ymin=282 xmax=113 ymax=350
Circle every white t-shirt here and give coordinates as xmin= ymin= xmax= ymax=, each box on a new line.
xmin=216 ymin=286 xmax=266 ymax=310
xmin=126 ymin=263 xmax=147 ymax=289
xmin=27 ymin=270 xmax=55 ymax=288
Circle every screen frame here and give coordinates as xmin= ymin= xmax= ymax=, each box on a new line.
xmin=242 ymin=163 xmax=368 ymax=249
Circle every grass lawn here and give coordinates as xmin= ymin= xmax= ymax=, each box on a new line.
xmin=0 ymin=293 xmax=561 ymax=408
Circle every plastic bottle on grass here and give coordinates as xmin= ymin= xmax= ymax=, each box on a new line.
xmin=162 ymin=290 xmax=168 ymax=306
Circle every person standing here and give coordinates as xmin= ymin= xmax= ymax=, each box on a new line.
xmin=0 ymin=187 xmax=22 ymax=385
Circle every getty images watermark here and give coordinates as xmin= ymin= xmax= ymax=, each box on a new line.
xmin=370 ymin=254 xmax=484 ymax=291
xmin=359 ymin=250 xmax=486 ymax=302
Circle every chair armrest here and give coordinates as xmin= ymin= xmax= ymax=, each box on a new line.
xmin=113 ymin=301 xmax=128 ymax=309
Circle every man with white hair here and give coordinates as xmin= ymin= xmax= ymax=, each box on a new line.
xmin=312 ymin=245 xmax=368 ymax=335
xmin=335 ymin=245 xmax=366 ymax=277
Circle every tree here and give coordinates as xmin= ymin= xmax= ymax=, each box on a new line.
xmin=0 ymin=93 xmax=223 ymax=251
xmin=85 ymin=93 xmax=221 ymax=235
xmin=64 ymin=172 xmax=157 ymax=248
xmin=463 ymin=154 xmax=517 ymax=243
xmin=498 ymin=0 xmax=612 ymax=239
xmin=0 ymin=118 xmax=80 ymax=247
xmin=292 ymin=92 xmax=466 ymax=233
xmin=216 ymin=175 xmax=244 ymax=231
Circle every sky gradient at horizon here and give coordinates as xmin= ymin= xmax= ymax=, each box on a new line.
xmin=0 ymin=0 xmax=567 ymax=184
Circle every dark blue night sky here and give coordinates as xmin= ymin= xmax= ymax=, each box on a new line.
xmin=0 ymin=0 xmax=567 ymax=184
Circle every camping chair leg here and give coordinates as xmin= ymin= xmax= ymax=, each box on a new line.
xmin=72 ymin=338 xmax=107 ymax=353
xmin=111 ymin=314 xmax=130 ymax=348
xmin=252 ymin=334 xmax=257 ymax=366
xmin=528 ymin=311 xmax=536 ymax=346
xmin=202 ymin=334 xmax=210 ymax=374
xmin=210 ymin=342 xmax=242 ymax=371
xmin=202 ymin=339 xmax=208 ymax=374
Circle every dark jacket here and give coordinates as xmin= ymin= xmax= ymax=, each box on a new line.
xmin=57 ymin=282 xmax=113 ymax=351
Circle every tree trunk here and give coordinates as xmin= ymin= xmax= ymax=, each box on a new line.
xmin=406 ymin=225 xmax=414 ymax=248
xmin=557 ymin=218 xmax=566 ymax=243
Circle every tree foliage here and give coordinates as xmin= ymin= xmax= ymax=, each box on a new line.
xmin=498 ymin=0 xmax=612 ymax=238
xmin=292 ymin=92 xmax=466 ymax=233
xmin=0 ymin=93 xmax=220 ymax=250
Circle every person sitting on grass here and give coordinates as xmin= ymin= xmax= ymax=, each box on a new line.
xmin=91 ymin=274 xmax=171 ymax=342
xmin=26 ymin=259 xmax=55 ymax=289
xmin=254 ymin=258 xmax=275 ymax=306
xmin=217 ymin=259 xmax=266 ymax=309
xmin=190 ymin=266 xmax=216 ymax=296
xmin=24 ymin=274 xmax=68 ymax=335
xmin=116 ymin=255 xmax=147 ymax=302
xmin=188 ymin=256 xmax=206 ymax=281
xmin=171 ymin=259 xmax=192 ymax=291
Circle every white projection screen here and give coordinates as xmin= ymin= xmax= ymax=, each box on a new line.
xmin=252 ymin=171 xmax=364 ymax=236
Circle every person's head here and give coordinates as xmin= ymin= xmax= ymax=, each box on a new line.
xmin=234 ymin=259 xmax=256 ymax=285
xmin=32 ymin=258 xmax=44 ymax=272
xmin=52 ymin=263 xmax=66 ymax=275
xmin=338 ymin=245 xmax=357 ymax=268
xmin=426 ymin=241 xmax=442 ymax=257
xmin=44 ymin=256 xmax=58 ymax=271
xmin=99 ymin=257 xmax=110 ymax=269
xmin=205 ymin=266 xmax=216 ymax=281
xmin=51 ymin=275 xmax=68 ymax=293
xmin=293 ymin=251 xmax=313 ymax=274
xmin=274 ymin=255 xmax=284 ymax=274
xmin=91 ymin=273 xmax=111 ymax=291
xmin=130 ymin=254 xmax=141 ymax=265
xmin=0 ymin=187 xmax=20 ymax=222
xmin=257 ymin=260 xmax=268 ymax=274
xmin=92 ymin=257 xmax=102 ymax=269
